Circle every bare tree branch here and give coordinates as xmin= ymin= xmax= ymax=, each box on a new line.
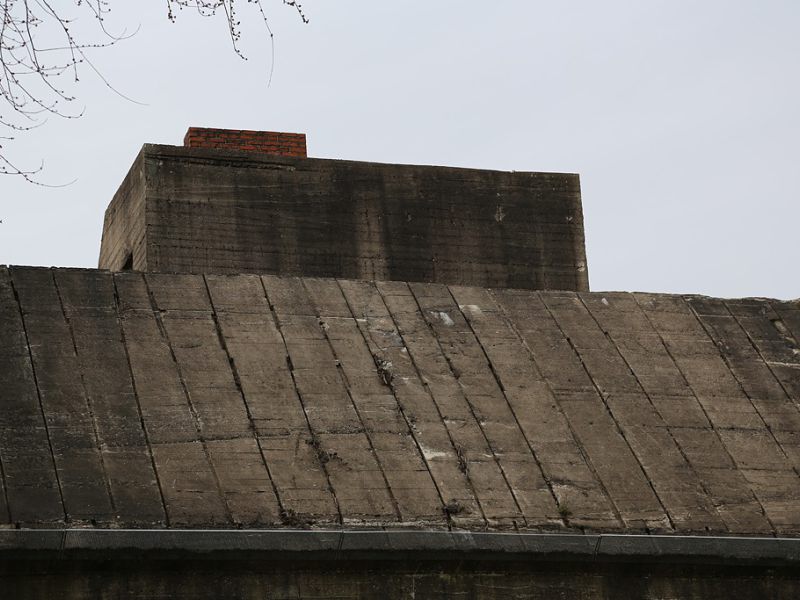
xmin=0 ymin=0 xmax=307 ymax=182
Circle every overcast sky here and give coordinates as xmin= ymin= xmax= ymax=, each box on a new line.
xmin=1 ymin=1 xmax=798 ymax=299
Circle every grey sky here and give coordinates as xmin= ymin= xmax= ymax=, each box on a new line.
xmin=1 ymin=1 xmax=798 ymax=299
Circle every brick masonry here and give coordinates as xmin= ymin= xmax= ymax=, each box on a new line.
xmin=2 ymin=266 xmax=800 ymax=534
xmin=183 ymin=127 xmax=307 ymax=157
xmin=98 ymin=144 xmax=589 ymax=291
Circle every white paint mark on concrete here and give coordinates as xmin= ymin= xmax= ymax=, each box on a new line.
xmin=459 ymin=304 xmax=482 ymax=315
xmin=431 ymin=311 xmax=455 ymax=326
xmin=601 ymin=297 xmax=609 ymax=306
xmin=494 ymin=205 xmax=506 ymax=223
xmin=419 ymin=444 xmax=449 ymax=461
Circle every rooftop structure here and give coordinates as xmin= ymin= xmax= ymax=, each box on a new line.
xmin=2 ymin=129 xmax=800 ymax=598
xmin=99 ymin=132 xmax=588 ymax=291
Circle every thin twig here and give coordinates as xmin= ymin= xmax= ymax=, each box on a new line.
xmin=1 ymin=0 xmax=307 ymax=182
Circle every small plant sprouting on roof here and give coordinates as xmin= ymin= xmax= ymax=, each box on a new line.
xmin=374 ymin=355 xmax=394 ymax=386
xmin=558 ymin=504 xmax=572 ymax=521
xmin=455 ymin=444 xmax=468 ymax=475
xmin=443 ymin=500 xmax=465 ymax=516
xmin=280 ymin=508 xmax=314 ymax=528
xmin=307 ymin=437 xmax=338 ymax=465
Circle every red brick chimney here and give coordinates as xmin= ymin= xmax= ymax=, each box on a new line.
xmin=183 ymin=127 xmax=307 ymax=158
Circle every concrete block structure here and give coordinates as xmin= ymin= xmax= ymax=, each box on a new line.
xmin=98 ymin=142 xmax=588 ymax=290
xmin=2 ymin=129 xmax=800 ymax=598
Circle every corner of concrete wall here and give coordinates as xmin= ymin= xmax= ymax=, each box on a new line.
xmin=572 ymin=175 xmax=590 ymax=292
xmin=98 ymin=147 xmax=148 ymax=271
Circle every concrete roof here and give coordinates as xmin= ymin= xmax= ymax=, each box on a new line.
xmin=2 ymin=266 xmax=800 ymax=535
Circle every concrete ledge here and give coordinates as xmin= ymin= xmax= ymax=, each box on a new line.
xmin=1 ymin=530 xmax=799 ymax=567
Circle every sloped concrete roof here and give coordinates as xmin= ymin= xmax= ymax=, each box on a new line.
xmin=1 ymin=266 xmax=800 ymax=535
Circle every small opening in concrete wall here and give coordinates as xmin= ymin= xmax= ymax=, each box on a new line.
xmin=121 ymin=252 xmax=134 ymax=271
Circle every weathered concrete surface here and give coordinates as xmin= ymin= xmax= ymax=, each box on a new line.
xmin=98 ymin=145 xmax=588 ymax=291
xmin=4 ymin=531 xmax=800 ymax=598
xmin=98 ymin=151 xmax=148 ymax=272
xmin=2 ymin=266 xmax=799 ymax=534
xmin=3 ymin=559 xmax=800 ymax=599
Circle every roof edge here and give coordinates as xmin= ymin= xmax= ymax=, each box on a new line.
xmin=140 ymin=143 xmax=582 ymax=178
xmin=2 ymin=530 xmax=799 ymax=567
